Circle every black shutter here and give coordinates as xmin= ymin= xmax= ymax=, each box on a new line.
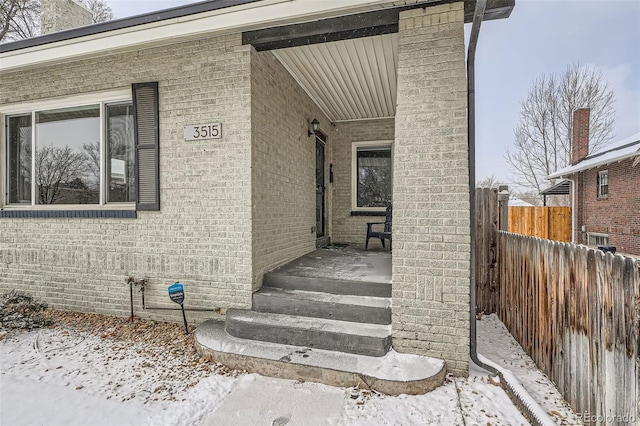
xmin=132 ymin=82 xmax=160 ymax=211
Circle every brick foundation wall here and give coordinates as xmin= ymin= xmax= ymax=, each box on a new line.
xmin=250 ymin=49 xmax=331 ymax=289
xmin=330 ymin=119 xmax=394 ymax=246
xmin=0 ymin=34 xmax=254 ymax=323
xmin=392 ymin=3 xmax=470 ymax=375
xmin=574 ymin=159 xmax=640 ymax=256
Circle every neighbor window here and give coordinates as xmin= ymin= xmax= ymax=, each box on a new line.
xmin=352 ymin=141 xmax=392 ymax=211
xmin=597 ymin=170 xmax=609 ymax=198
xmin=5 ymin=101 xmax=135 ymax=206
xmin=588 ymin=233 xmax=609 ymax=247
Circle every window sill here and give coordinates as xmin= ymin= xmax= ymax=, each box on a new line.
xmin=351 ymin=211 xmax=386 ymax=216
xmin=597 ymin=195 xmax=609 ymax=200
xmin=0 ymin=210 xmax=137 ymax=219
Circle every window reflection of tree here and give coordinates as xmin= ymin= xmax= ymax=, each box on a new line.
xmin=358 ymin=151 xmax=391 ymax=208
xmin=11 ymin=125 xmax=32 ymax=203
xmin=36 ymin=144 xmax=97 ymax=204
xmin=107 ymin=105 xmax=135 ymax=203
xmin=11 ymin=104 xmax=134 ymax=205
xmin=84 ymin=141 xmax=100 ymax=183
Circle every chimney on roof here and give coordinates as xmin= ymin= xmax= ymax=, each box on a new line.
xmin=571 ymin=108 xmax=590 ymax=164
xmin=41 ymin=0 xmax=93 ymax=35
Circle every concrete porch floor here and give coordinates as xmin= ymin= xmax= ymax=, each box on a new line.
xmin=268 ymin=246 xmax=392 ymax=284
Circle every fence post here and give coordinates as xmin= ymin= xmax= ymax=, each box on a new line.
xmin=498 ymin=185 xmax=509 ymax=232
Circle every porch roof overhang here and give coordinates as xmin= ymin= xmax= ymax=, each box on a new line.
xmin=1 ymin=0 xmax=513 ymax=122
xmin=540 ymin=180 xmax=570 ymax=196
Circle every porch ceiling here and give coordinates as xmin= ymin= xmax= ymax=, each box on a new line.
xmin=272 ymin=33 xmax=399 ymax=122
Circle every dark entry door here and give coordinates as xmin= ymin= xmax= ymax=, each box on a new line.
xmin=316 ymin=137 xmax=325 ymax=238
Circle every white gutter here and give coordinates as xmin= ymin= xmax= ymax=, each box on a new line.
xmin=0 ymin=0 xmax=403 ymax=72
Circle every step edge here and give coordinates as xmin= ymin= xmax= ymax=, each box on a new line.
xmin=265 ymin=272 xmax=392 ymax=287
xmin=254 ymin=288 xmax=391 ymax=309
xmin=194 ymin=321 xmax=446 ymax=396
xmin=226 ymin=309 xmax=392 ymax=337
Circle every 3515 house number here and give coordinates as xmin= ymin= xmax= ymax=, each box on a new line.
xmin=184 ymin=123 xmax=222 ymax=141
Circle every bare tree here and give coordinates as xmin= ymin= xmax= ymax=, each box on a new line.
xmin=0 ymin=0 xmax=40 ymax=42
xmin=83 ymin=141 xmax=100 ymax=182
xmin=79 ymin=0 xmax=112 ymax=23
xmin=36 ymin=145 xmax=90 ymax=204
xmin=505 ymin=64 xmax=615 ymax=200
xmin=1 ymin=0 xmax=112 ymax=42
xmin=477 ymin=174 xmax=503 ymax=188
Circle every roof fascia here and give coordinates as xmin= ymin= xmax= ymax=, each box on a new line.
xmin=1 ymin=0 xmax=515 ymax=73
xmin=546 ymin=149 xmax=640 ymax=180
xmin=0 ymin=0 xmax=259 ymax=53
xmin=0 ymin=0 xmax=403 ymax=73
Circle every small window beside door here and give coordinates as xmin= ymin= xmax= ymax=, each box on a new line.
xmin=351 ymin=141 xmax=392 ymax=212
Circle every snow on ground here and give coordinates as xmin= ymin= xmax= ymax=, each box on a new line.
xmin=477 ymin=313 xmax=580 ymax=425
xmin=0 ymin=311 xmax=574 ymax=426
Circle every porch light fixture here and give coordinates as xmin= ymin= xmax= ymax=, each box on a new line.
xmin=308 ymin=118 xmax=320 ymax=137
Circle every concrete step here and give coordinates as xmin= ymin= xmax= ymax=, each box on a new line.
xmin=225 ymin=309 xmax=391 ymax=357
xmin=195 ymin=320 xmax=446 ymax=396
xmin=252 ymin=288 xmax=391 ymax=325
xmin=263 ymin=273 xmax=391 ymax=298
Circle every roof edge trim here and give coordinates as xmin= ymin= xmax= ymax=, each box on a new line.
xmin=0 ymin=0 xmax=260 ymax=53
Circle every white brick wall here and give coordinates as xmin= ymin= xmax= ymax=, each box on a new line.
xmin=392 ymin=3 xmax=470 ymax=376
xmin=330 ymin=119 xmax=394 ymax=246
xmin=250 ymin=49 xmax=331 ymax=289
xmin=0 ymin=34 xmax=254 ymax=324
xmin=41 ymin=0 xmax=93 ymax=34
xmin=2 ymin=5 xmax=472 ymax=373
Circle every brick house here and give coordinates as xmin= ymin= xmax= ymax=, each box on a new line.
xmin=0 ymin=0 xmax=514 ymax=377
xmin=547 ymin=108 xmax=640 ymax=256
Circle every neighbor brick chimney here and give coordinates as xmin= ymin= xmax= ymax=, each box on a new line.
xmin=571 ymin=108 xmax=590 ymax=164
xmin=41 ymin=0 xmax=92 ymax=35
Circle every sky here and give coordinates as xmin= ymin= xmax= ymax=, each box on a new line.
xmin=106 ymin=0 xmax=640 ymax=188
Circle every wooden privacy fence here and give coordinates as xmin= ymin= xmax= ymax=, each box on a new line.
xmin=499 ymin=232 xmax=640 ymax=424
xmin=475 ymin=188 xmax=501 ymax=314
xmin=509 ymin=206 xmax=571 ymax=242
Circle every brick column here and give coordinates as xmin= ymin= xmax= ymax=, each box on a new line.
xmin=392 ymin=3 xmax=470 ymax=376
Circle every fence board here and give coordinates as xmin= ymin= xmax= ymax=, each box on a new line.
xmin=509 ymin=206 xmax=571 ymax=242
xmin=475 ymin=188 xmax=500 ymax=314
xmin=498 ymin=232 xmax=639 ymax=425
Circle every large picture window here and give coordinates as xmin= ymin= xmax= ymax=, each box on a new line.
xmin=5 ymin=100 xmax=135 ymax=206
xmin=352 ymin=141 xmax=392 ymax=211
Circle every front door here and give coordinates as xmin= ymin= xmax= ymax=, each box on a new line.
xmin=315 ymin=136 xmax=326 ymax=240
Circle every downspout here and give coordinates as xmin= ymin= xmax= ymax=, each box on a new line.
xmin=567 ymin=177 xmax=576 ymax=243
xmin=467 ymin=3 xmax=555 ymax=424
xmin=467 ymin=0 xmax=493 ymax=376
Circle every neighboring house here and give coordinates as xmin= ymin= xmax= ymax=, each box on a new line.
xmin=0 ymin=0 xmax=514 ymax=376
xmin=547 ymin=108 xmax=640 ymax=255
xmin=509 ymin=198 xmax=534 ymax=207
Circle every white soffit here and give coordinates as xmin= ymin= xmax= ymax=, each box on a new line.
xmin=272 ymin=33 xmax=398 ymax=122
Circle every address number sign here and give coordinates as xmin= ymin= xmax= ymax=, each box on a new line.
xmin=184 ymin=123 xmax=222 ymax=141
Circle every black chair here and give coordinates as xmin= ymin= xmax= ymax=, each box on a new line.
xmin=365 ymin=204 xmax=392 ymax=250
